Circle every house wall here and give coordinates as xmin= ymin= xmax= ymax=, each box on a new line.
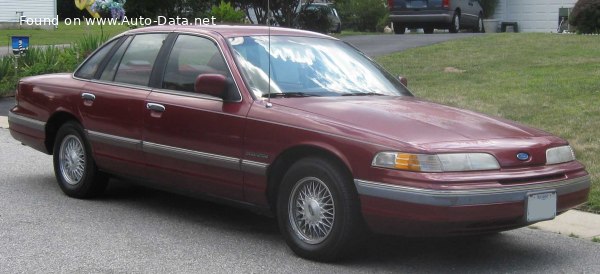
xmin=492 ymin=0 xmax=578 ymax=32
xmin=0 ymin=0 xmax=57 ymax=23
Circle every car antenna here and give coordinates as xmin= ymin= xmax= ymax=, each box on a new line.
xmin=266 ymin=0 xmax=273 ymax=108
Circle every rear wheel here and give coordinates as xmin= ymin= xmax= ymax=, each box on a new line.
xmin=474 ymin=15 xmax=484 ymax=33
xmin=53 ymin=121 xmax=108 ymax=198
xmin=393 ymin=22 xmax=406 ymax=34
xmin=424 ymin=26 xmax=434 ymax=34
xmin=277 ymin=157 xmax=365 ymax=261
xmin=449 ymin=12 xmax=460 ymax=33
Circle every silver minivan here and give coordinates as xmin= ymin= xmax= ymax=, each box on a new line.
xmin=388 ymin=0 xmax=484 ymax=34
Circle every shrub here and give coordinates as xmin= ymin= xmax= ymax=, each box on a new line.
xmin=376 ymin=11 xmax=391 ymax=32
xmin=0 ymin=55 xmax=15 ymax=81
xmin=210 ymin=1 xmax=246 ymax=23
xmin=75 ymin=33 xmax=110 ymax=59
xmin=0 ymin=33 xmax=106 ymax=96
xmin=337 ymin=0 xmax=388 ymax=32
xmin=570 ymin=0 xmax=600 ymax=34
xmin=295 ymin=6 xmax=332 ymax=34
xmin=0 ymin=56 xmax=17 ymax=96
xmin=479 ymin=0 xmax=499 ymax=18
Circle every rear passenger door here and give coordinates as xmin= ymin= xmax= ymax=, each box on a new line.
xmin=77 ymin=34 xmax=167 ymax=177
xmin=142 ymin=34 xmax=250 ymax=200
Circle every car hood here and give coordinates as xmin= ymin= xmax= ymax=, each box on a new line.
xmin=272 ymin=96 xmax=551 ymax=146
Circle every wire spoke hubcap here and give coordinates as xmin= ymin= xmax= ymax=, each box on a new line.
xmin=288 ymin=177 xmax=335 ymax=245
xmin=59 ymin=135 xmax=86 ymax=185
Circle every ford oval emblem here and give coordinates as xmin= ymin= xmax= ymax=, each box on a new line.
xmin=516 ymin=152 xmax=530 ymax=161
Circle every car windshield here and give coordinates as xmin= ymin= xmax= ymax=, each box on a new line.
xmin=228 ymin=36 xmax=411 ymax=98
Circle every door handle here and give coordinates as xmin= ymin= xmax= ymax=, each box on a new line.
xmin=81 ymin=92 xmax=96 ymax=101
xmin=146 ymin=103 xmax=166 ymax=112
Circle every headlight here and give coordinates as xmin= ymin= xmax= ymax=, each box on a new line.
xmin=372 ymin=152 xmax=500 ymax=172
xmin=546 ymin=145 xmax=575 ymax=165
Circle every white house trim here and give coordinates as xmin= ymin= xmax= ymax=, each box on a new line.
xmin=491 ymin=0 xmax=578 ymax=32
xmin=0 ymin=0 xmax=56 ymax=25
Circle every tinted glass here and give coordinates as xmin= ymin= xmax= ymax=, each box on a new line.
xmin=162 ymin=35 xmax=229 ymax=92
xmin=100 ymin=36 xmax=132 ymax=81
xmin=113 ymin=34 xmax=167 ymax=86
xmin=229 ymin=36 xmax=411 ymax=98
xmin=74 ymin=39 xmax=118 ymax=79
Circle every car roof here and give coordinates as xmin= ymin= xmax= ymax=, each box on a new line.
xmin=123 ymin=24 xmax=337 ymax=40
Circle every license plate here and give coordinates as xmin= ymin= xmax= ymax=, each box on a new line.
xmin=526 ymin=191 xmax=557 ymax=222
xmin=407 ymin=0 xmax=427 ymax=8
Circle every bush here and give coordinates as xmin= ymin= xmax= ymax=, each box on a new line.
xmin=0 ymin=34 xmax=105 ymax=97
xmin=295 ymin=6 xmax=332 ymax=34
xmin=479 ymin=0 xmax=499 ymax=18
xmin=210 ymin=1 xmax=246 ymax=23
xmin=74 ymin=33 xmax=110 ymax=59
xmin=376 ymin=11 xmax=391 ymax=32
xmin=337 ymin=0 xmax=388 ymax=32
xmin=570 ymin=0 xmax=600 ymax=34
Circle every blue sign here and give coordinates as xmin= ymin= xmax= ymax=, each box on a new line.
xmin=11 ymin=36 xmax=30 ymax=54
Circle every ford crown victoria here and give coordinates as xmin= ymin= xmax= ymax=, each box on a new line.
xmin=8 ymin=25 xmax=590 ymax=261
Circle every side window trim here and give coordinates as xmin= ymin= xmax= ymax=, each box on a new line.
xmin=148 ymin=32 xmax=178 ymax=89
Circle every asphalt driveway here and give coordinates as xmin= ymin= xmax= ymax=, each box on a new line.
xmin=1 ymin=97 xmax=14 ymax=116
xmin=341 ymin=33 xmax=482 ymax=57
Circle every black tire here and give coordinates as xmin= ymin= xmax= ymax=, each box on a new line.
xmin=393 ymin=22 xmax=406 ymax=34
xmin=449 ymin=12 xmax=460 ymax=33
xmin=424 ymin=26 xmax=434 ymax=34
xmin=53 ymin=121 xmax=108 ymax=198
xmin=277 ymin=157 xmax=365 ymax=261
xmin=474 ymin=15 xmax=484 ymax=33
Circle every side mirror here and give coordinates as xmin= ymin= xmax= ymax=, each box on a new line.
xmin=194 ymin=74 xmax=227 ymax=99
xmin=398 ymin=76 xmax=408 ymax=87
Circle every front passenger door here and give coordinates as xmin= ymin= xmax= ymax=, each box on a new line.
xmin=142 ymin=34 xmax=250 ymax=200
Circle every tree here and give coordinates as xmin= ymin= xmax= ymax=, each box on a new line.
xmin=125 ymin=0 xmax=216 ymax=20
xmin=235 ymin=0 xmax=301 ymax=26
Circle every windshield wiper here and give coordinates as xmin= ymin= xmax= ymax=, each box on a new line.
xmin=262 ymin=92 xmax=320 ymax=98
xmin=341 ymin=92 xmax=385 ymax=96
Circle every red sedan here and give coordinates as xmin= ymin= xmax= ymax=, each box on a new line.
xmin=8 ymin=25 xmax=590 ymax=261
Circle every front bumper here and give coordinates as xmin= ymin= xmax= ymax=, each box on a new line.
xmin=355 ymin=175 xmax=591 ymax=236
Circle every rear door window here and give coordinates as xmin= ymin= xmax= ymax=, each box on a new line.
xmin=113 ymin=34 xmax=167 ymax=86
xmin=100 ymin=36 xmax=133 ymax=81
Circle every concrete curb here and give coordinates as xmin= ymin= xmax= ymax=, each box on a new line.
xmin=531 ymin=210 xmax=600 ymax=240
xmin=0 ymin=116 xmax=8 ymax=129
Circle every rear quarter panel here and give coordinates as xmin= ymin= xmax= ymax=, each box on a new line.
xmin=11 ymin=73 xmax=84 ymax=153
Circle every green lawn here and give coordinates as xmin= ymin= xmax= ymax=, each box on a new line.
xmin=0 ymin=22 xmax=128 ymax=46
xmin=376 ymin=33 xmax=600 ymax=213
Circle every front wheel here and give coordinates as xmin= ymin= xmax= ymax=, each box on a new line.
xmin=53 ymin=121 xmax=108 ymax=198
xmin=277 ymin=157 xmax=365 ymax=261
